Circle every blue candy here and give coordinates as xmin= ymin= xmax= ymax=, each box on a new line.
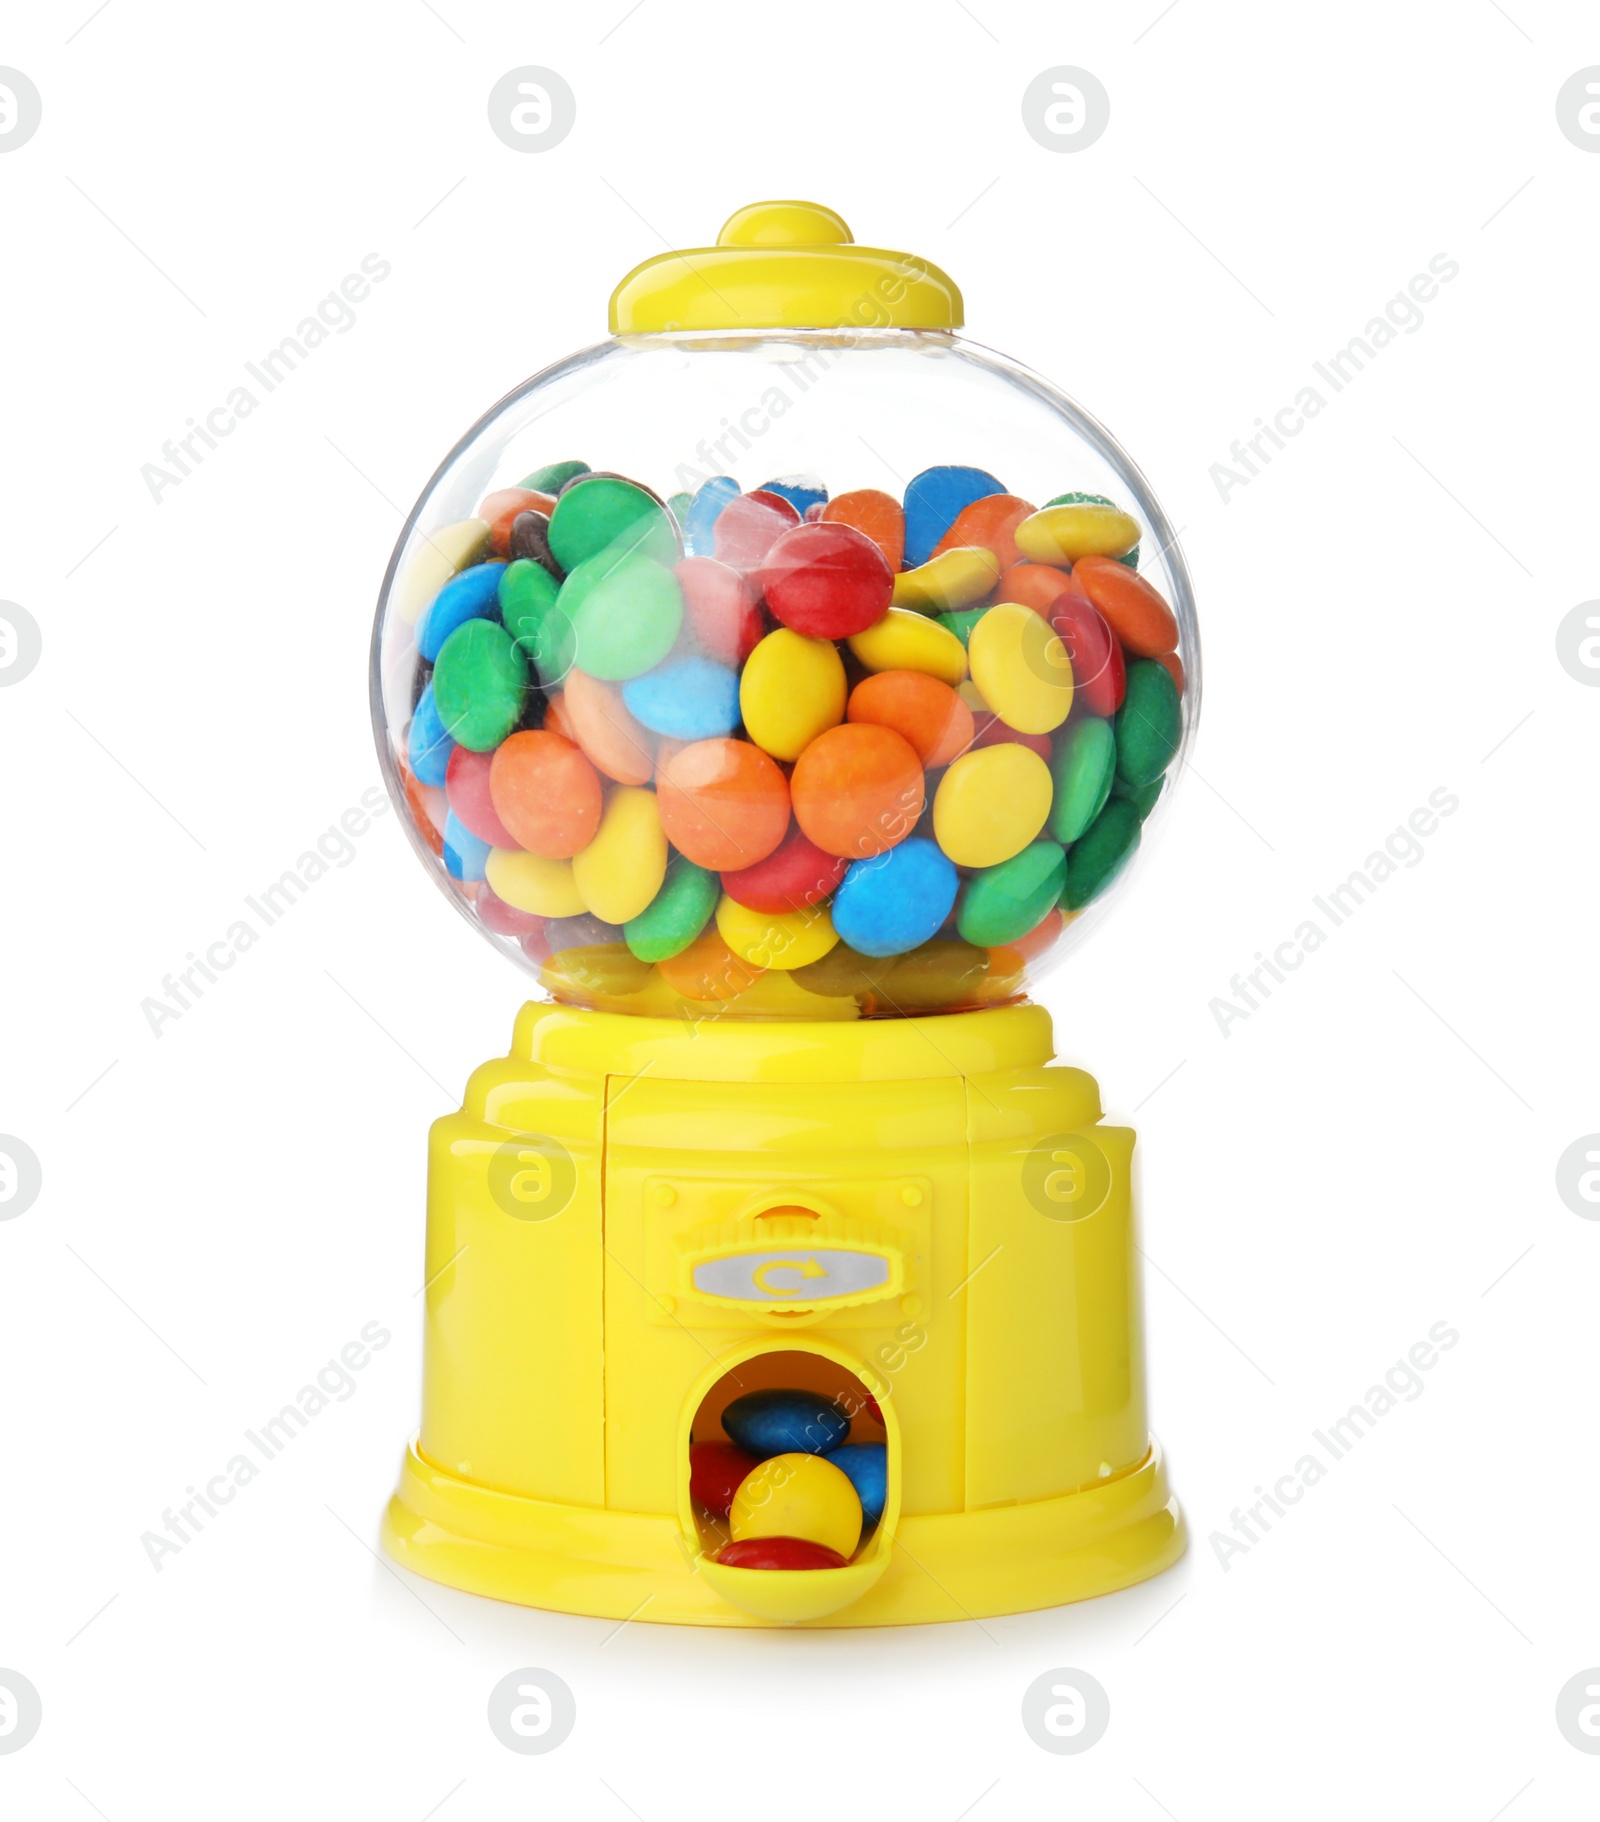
xmin=406 ymin=682 xmax=454 ymax=787
xmin=829 ymin=1443 xmax=887 ymax=1522
xmin=832 ymin=838 xmax=959 ymax=958
xmin=684 ymin=475 xmax=740 ymax=556
xmin=442 ymin=810 xmax=491 ymax=882
xmin=722 ymin=1387 xmax=850 ymax=1459
xmin=759 ymin=473 xmax=829 ymax=518
xmin=902 ymin=464 xmax=1007 ymax=568
xmin=622 ymin=655 xmax=740 ymax=739
xmin=418 ymin=560 xmax=507 ymax=663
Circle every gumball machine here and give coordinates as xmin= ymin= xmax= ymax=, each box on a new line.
xmin=376 ymin=202 xmax=1196 ymax=1626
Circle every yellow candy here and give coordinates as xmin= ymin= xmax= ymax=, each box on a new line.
xmin=968 ymin=602 xmax=1074 ymax=735
xmin=1013 ymin=503 xmax=1140 ymax=565
xmin=934 ymin=744 xmax=1053 ymax=867
xmin=572 ymin=786 xmax=667 ymax=924
xmin=485 ymin=848 xmax=585 ymax=917
xmin=740 ymin=628 xmax=846 ymax=761
xmin=715 ymin=896 xmax=839 ymax=970
xmin=846 ymin=608 xmax=967 ymax=687
xmin=891 ymin=546 xmax=1000 ymax=613
xmin=395 ymin=517 xmax=492 ymax=625
xmin=729 ymin=1452 xmax=862 ymax=1558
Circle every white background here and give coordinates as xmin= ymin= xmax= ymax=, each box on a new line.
xmin=3 ymin=1 xmax=1597 ymax=1816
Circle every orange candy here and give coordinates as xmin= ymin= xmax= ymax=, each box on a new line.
xmin=933 ymin=493 xmax=1036 ymax=570
xmin=821 ymin=488 xmax=905 ymax=573
xmin=657 ymin=737 xmax=791 ymax=871
xmin=995 ymin=561 xmax=1079 ymax=617
xmin=400 ymin=765 xmax=445 ymax=858
xmin=1071 ymin=556 xmax=1180 ymax=657
xmin=477 ymin=486 xmax=557 ymax=557
xmin=563 ymin=668 xmax=655 ymax=785
xmin=657 ymin=927 xmax=765 ymax=1002
xmin=790 ymin=723 xmax=925 ymax=860
xmin=489 ymin=730 xmax=603 ymax=858
xmin=847 ymin=671 xmax=975 ymax=768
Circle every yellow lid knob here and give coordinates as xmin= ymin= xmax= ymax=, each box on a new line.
xmin=609 ymin=199 xmax=963 ymax=335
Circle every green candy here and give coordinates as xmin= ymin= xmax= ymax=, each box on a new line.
xmin=667 ymin=489 xmax=694 ymax=530
xmin=499 ymin=559 xmax=573 ymax=684
xmin=1060 ymin=798 xmax=1141 ymax=912
xmin=1113 ymin=774 xmax=1165 ymax=820
xmin=1046 ymin=490 xmax=1139 ymax=569
xmin=957 ymin=840 xmax=1067 ymax=948
xmin=561 ymin=549 xmax=684 ymax=682
xmin=520 ymin=459 xmax=589 ymax=492
xmin=624 ymin=861 xmax=718 ymax=963
xmin=432 ymin=619 xmax=528 ymax=752
xmin=547 ymin=474 xmax=680 ymax=573
xmin=1114 ymin=659 xmax=1181 ymax=791
xmin=939 ymin=606 xmax=987 ymax=648
xmin=1050 ymin=717 xmax=1117 ymax=844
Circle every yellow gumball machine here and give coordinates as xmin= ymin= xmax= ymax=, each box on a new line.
xmin=375 ymin=202 xmax=1196 ymax=1626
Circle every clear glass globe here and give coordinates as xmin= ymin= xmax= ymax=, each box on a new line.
xmin=370 ymin=327 xmax=1200 ymax=1019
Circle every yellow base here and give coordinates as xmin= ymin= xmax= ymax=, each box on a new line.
xmin=384 ymin=1437 xmax=1184 ymax=1627
xmin=382 ymin=1001 xmax=1185 ymax=1626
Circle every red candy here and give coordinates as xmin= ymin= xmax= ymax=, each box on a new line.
xmin=759 ymin=521 xmax=894 ymax=641
xmin=675 ymin=556 xmax=764 ymax=667
xmin=689 ymin=1440 xmax=760 ymax=1517
xmin=1048 ymin=597 xmax=1125 ymax=718
xmin=715 ymin=1537 xmax=848 ymax=1571
xmin=445 ymin=745 xmax=519 ymax=849
xmin=477 ymin=486 xmax=556 ymax=557
xmin=713 ymin=488 xmax=801 ymax=569
xmin=721 ymin=823 xmax=849 ymax=913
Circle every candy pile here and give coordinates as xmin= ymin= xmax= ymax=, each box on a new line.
xmin=387 ymin=460 xmax=1186 ymax=1014
xmin=691 ymin=1387 xmax=887 ymax=1571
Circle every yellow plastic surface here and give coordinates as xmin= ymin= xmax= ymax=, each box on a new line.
xmin=382 ymin=1003 xmax=1185 ymax=1625
xmin=609 ymin=200 xmax=964 ymax=335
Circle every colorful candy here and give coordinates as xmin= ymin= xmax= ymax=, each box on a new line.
xmin=827 ymin=1443 xmax=887 ymax=1523
xmin=740 ymin=628 xmax=847 ymax=761
xmin=846 ymin=671 xmax=974 ymax=768
xmin=891 ymin=546 xmax=1000 ymax=613
xmin=933 ymin=744 xmax=1052 ymax=867
xmin=1014 ymin=501 xmax=1140 ymax=565
xmin=432 ymin=620 xmax=528 ymax=752
xmin=1114 ymin=658 xmax=1182 ymax=788
xmin=791 ymin=724 xmax=924 ymax=859
xmin=957 ymin=841 xmax=1067 ymax=948
xmin=562 ymin=549 xmax=683 ymax=682
xmin=387 ymin=459 xmax=1189 ymax=1002
xmin=722 ymin=1388 xmax=850 ymax=1457
xmin=1049 ymin=717 xmax=1117 ymax=844
xmin=547 ymin=473 xmax=678 ymax=572
xmin=1060 ymin=797 xmax=1141 ymax=911
xmin=728 ymin=1452 xmax=863 ymax=1559
xmin=657 ymin=737 xmax=791 ymax=871
xmin=903 ymin=465 xmax=1005 ymax=568
xmin=721 ymin=825 xmax=848 ymax=913
xmin=690 ymin=1440 xmax=761 ymax=1517
xmin=624 ymin=859 xmax=719 ymax=962
xmin=715 ymin=896 xmax=839 ymax=970
xmin=760 ymin=522 xmax=894 ymax=639
xmin=1072 ymin=555 xmax=1180 ymax=657
xmin=622 ymin=655 xmax=740 ymax=739
xmin=832 ymin=838 xmax=958 ymax=957
xmin=715 ymin=1537 xmax=848 ymax=1571
xmin=846 ymin=607 xmax=967 ymax=686
xmin=968 ymin=602 xmax=1074 ymax=735
xmin=821 ymin=488 xmax=904 ymax=571
xmin=571 ymin=786 xmax=667 ymax=924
